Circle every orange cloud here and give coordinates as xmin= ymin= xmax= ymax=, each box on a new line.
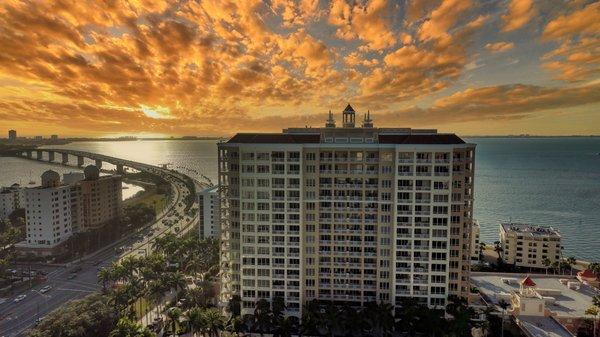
xmin=542 ymin=2 xmax=600 ymax=40
xmin=502 ymin=0 xmax=535 ymax=32
xmin=485 ymin=41 xmax=515 ymax=53
xmin=541 ymin=2 xmax=600 ymax=82
xmin=328 ymin=0 xmax=397 ymax=50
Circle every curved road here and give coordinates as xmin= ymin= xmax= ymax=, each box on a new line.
xmin=0 ymin=151 xmax=202 ymax=336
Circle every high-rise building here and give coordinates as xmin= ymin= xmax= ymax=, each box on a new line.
xmin=8 ymin=129 xmax=16 ymax=141
xmin=500 ymin=223 xmax=562 ymax=269
xmin=218 ymin=105 xmax=476 ymax=316
xmin=21 ymin=171 xmax=73 ymax=255
xmin=77 ymin=165 xmax=122 ymax=231
xmin=198 ymin=186 xmax=220 ymax=239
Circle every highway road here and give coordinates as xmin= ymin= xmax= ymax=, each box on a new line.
xmin=0 ymin=155 xmax=201 ymax=336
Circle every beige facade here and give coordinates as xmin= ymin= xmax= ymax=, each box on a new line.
xmin=78 ymin=166 xmax=122 ymax=231
xmin=500 ymin=223 xmax=562 ymax=269
xmin=219 ymin=106 xmax=475 ymax=316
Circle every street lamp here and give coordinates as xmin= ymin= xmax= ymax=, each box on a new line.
xmin=31 ymin=289 xmax=50 ymax=323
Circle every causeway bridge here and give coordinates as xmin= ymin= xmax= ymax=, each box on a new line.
xmin=9 ymin=148 xmax=149 ymax=175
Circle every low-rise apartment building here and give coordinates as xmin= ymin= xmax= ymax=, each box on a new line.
xmin=500 ymin=223 xmax=562 ymax=269
xmin=19 ymin=171 xmax=73 ymax=255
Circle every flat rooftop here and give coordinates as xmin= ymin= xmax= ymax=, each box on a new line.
xmin=471 ymin=273 xmax=599 ymax=318
xmin=501 ymin=223 xmax=561 ymax=237
xmin=516 ymin=315 xmax=574 ymax=337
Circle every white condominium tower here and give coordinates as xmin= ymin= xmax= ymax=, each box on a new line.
xmin=218 ymin=105 xmax=476 ymax=316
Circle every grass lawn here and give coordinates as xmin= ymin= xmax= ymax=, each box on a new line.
xmin=124 ymin=185 xmax=167 ymax=214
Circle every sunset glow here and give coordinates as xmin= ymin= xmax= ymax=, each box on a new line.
xmin=0 ymin=0 xmax=599 ymax=136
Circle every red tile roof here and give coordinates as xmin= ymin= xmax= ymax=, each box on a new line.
xmin=521 ymin=276 xmax=537 ymax=287
xmin=578 ymin=269 xmax=597 ymax=279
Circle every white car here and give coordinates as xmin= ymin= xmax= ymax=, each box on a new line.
xmin=40 ymin=285 xmax=52 ymax=294
xmin=14 ymin=294 xmax=26 ymax=303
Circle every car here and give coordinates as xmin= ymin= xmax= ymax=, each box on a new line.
xmin=67 ymin=273 xmax=77 ymax=280
xmin=13 ymin=294 xmax=26 ymax=303
xmin=34 ymin=317 xmax=44 ymax=326
xmin=40 ymin=285 xmax=52 ymax=294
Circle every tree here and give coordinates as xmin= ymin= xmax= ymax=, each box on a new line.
xmin=589 ymin=263 xmax=600 ymax=277
xmin=321 ymin=303 xmax=343 ymax=337
xmin=363 ymin=302 xmax=394 ymax=337
xmin=254 ymin=299 xmax=272 ymax=336
xmin=567 ymin=256 xmax=577 ymax=275
xmin=166 ymin=307 xmax=182 ymax=337
xmin=26 ymin=294 xmax=118 ymax=337
xmin=109 ymin=317 xmax=155 ymax=337
xmin=479 ymin=242 xmax=487 ymax=262
xmin=202 ymin=307 xmax=225 ymax=337
xmin=227 ymin=295 xmax=241 ymax=317
xmin=273 ymin=316 xmax=298 ymax=337
xmin=542 ymin=258 xmax=552 ymax=275
xmin=301 ymin=299 xmax=321 ymax=336
xmin=498 ymin=300 xmax=510 ymax=337
xmin=185 ymin=307 xmax=207 ymax=337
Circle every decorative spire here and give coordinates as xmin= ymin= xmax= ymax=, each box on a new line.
xmin=325 ymin=109 xmax=336 ymax=128
xmin=362 ymin=109 xmax=373 ymax=128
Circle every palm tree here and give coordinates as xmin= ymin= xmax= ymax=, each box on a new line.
xmin=98 ymin=267 xmax=113 ymax=291
xmin=185 ymin=307 xmax=207 ymax=337
xmin=479 ymin=242 xmax=487 ymax=262
xmin=254 ymin=299 xmax=272 ymax=336
xmin=321 ymin=303 xmax=343 ymax=337
xmin=203 ymin=307 xmax=225 ymax=337
xmin=166 ymin=307 xmax=183 ymax=336
xmin=567 ymin=256 xmax=577 ymax=275
xmin=542 ymin=258 xmax=552 ymax=275
xmin=167 ymin=271 xmax=187 ymax=301
xmin=498 ymin=300 xmax=510 ymax=337
xmin=493 ymin=241 xmax=503 ymax=259
xmin=273 ymin=316 xmax=298 ymax=337
xmin=301 ymin=299 xmax=321 ymax=336
xmin=363 ymin=302 xmax=394 ymax=337
xmin=109 ymin=317 xmax=154 ymax=337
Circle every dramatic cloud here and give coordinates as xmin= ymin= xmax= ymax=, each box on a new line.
xmin=502 ymin=0 xmax=535 ymax=32
xmin=328 ymin=0 xmax=397 ymax=50
xmin=0 ymin=0 xmax=598 ymax=136
xmin=541 ymin=2 xmax=600 ymax=82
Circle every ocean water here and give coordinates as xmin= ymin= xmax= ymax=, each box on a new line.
xmin=1 ymin=137 xmax=599 ymax=260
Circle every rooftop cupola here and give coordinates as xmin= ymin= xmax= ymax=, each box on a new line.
xmin=362 ymin=110 xmax=373 ymax=128
xmin=325 ymin=110 xmax=336 ymax=128
xmin=342 ymin=104 xmax=356 ymax=128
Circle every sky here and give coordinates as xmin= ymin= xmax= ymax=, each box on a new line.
xmin=0 ymin=0 xmax=599 ymax=137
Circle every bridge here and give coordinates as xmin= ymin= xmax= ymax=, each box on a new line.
xmin=8 ymin=148 xmax=203 ymax=193
xmin=9 ymin=148 xmax=149 ymax=175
